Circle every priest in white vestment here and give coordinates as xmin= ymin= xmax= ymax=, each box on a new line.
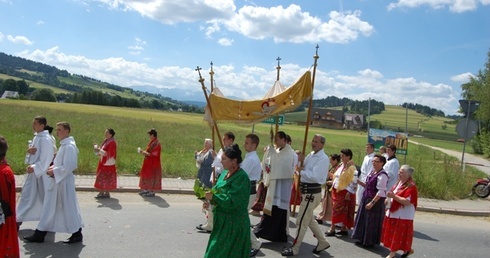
xmin=253 ymin=131 xmax=294 ymax=242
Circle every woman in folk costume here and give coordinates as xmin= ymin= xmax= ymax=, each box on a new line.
xmin=326 ymin=148 xmax=358 ymax=236
xmin=0 ymin=136 xmax=20 ymax=258
xmin=195 ymin=138 xmax=214 ymax=189
xmin=381 ymin=165 xmax=418 ymax=258
xmin=352 ymin=154 xmax=389 ymax=247
xmin=316 ymin=153 xmax=341 ymax=224
xmin=204 ymin=144 xmax=251 ymax=258
xmin=138 ymin=128 xmax=162 ymax=197
xmin=94 ymin=128 xmax=117 ymax=198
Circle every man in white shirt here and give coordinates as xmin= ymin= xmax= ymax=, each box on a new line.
xmin=356 ymin=143 xmax=375 ymax=205
xmin=196 ymin=131 xmax=235 ymax=232
xmin=282 ymin=134 xmax=331 ymax=256
xmin=384 ymin=144 xmax=400 ymax=191
xmin=17 ymin=116 xmax=55 ymax=230
xmin=242 ymin=134 xmax=263 ymax=257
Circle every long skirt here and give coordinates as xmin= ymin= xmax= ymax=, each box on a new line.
xmin=352 ymin=197 xmax=386 ymax=245
xmin=316 ymin=188 xmax=333 ymax=221
xmin=253 ymin=205 xmax=288 ymax=242
xmin=94 ymin=164 xmax=117 ymax=190
xmin=381 ymin=217 xmax=414 ymax=252
xmin=331 ymin=188 xmax=356 ymax=229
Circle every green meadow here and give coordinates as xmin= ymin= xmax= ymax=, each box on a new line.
xmin=0 ymin=99 xmax=485 ymax=200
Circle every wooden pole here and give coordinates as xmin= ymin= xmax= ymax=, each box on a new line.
xmin=209 ymin=62 xmax=216 ymax=151
xmin=275 ymin=57 xmax=282 ymax=134
xmin=196 ymin=66 xmax=223 ymax=185
xmin=292 ymin=45 xmax=320 ymax=216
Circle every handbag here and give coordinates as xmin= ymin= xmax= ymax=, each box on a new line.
xmin=251 ymin=181 xmax=267 ymax=211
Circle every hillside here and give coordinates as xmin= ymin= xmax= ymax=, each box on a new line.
xmin=0 ymin=52 xmax=198 ymax=112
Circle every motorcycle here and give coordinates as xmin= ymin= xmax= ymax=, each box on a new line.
xmin=472 ymin=175 xmax=490 ymax=198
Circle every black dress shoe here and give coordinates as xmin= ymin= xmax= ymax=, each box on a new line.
xmin=23 ymin=229 xmax=47 ymax=243
xmin=63 ymin=234 xmax=83 ymax=244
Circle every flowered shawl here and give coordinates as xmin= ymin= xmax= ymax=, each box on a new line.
xmin=337 ymin=160 xmax=356 ymax=191
xmin=390 ymin=178 xmax=418 ymax=213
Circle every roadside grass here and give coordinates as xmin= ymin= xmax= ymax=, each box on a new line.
xmin=0 ymin=99 xmax=485 ymax=200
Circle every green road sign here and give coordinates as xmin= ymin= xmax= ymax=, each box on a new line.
xmin=262 ymin=115 xmax=284 ymax=125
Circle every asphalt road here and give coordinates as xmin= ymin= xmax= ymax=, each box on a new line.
xmin=17 ymin=192 xmax=490 ymax=258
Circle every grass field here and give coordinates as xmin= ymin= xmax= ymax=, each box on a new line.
xmin=0 ymin=99 xmax=485 ymax=200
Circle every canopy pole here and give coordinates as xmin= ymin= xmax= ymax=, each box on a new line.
xmin=274 ymin=57 xmax=282 ymax=134
xmin=197 ymin=66 xmax=223 ymax=185
xmin=209 ymin=62 xmax=216 ymax=151
xmin=292 ymin=45 xmax=320 ymax=216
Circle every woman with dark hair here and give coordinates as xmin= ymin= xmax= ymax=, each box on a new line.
xmin=0 ymin=136 xmax=20 ymax=257
xmin=352 ymin=154 xmax=388 ymax=247
xmin=94 ymin=128 xmax=118 ymax=198
xmin=138 ymin=128 xmax=162 ymax=197
xmin=316 ymin=153 xmax=341 ymax=224
xmin=204 ymin=144 xmax=251 ymax=258
xmin=326 ymin=149 xmax=358 ymax=236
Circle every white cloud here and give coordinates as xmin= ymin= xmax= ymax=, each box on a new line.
xmin=451 ymin=72 xmax=474 ymax=83
xmin=314 ymin=69 xmax=458 ymax=115
xmin=93 ymin=1 xmax=373 ymax=44
xmin=16 ymin=47 xmax=459 ymax=115
xmin=217 ymin=37 xmax=233 ymax=46
xmin=97 ymin=0 xmax=236 ymax=24
xmin=37 ymin=20 xmax=45 ymax=25
xmin=387 ymin=0 xmax=490 ymax=13
xmin=6 ymin=35 xmax=34 ymax=45
xmin=223 ymin=6 xmax=373 ymax=44
xmin=0 ymin=32 xmax=4 ymax=41
xmin=127 ymin=37 xmax=146 ymax=55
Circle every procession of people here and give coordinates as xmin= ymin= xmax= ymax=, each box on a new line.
xmin=2 ymin=115 xmax=419 ymax=258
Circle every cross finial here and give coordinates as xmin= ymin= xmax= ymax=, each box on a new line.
xmin=276 ymin=57 xmax=281 ymax=67
xmin=315 ymin=44 xmax=319 ymax=55
xmin=195 ymin=66 xmax=203 ymax=78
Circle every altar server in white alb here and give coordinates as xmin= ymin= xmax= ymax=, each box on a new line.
xmin=23 ymin=122 xmax=84 ymax=244
xmin=242 ymin=134 xmax=263 ymax=257
xmin=357 ymin=143 xmax=375 ymax=205
xmin=281 ymin=134 xmax=331 ymax=256
xmin=17 ymin=116 xmax=55 ymax=230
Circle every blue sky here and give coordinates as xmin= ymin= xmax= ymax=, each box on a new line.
xmin=1 ymin=0 xmax=489 ymax=115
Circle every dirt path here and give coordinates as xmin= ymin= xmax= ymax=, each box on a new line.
xmin=410 ymin=140 xmax=490 ymax=175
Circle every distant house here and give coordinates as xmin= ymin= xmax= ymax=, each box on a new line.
xmin=310 ymin=108 xmax=344 ymax=129
xmin=1 ymin=90 xmax=19 ymax=99
xmin=309 ymin=108 xmax=365 ymax=130
xmin=344 ymin=113 xmax=364 ymax=130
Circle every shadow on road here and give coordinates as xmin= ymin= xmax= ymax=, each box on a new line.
xmin=141 ymin=195 xmax=170 ymax=208
xmin=414 ymin=230 xmax=439 ymax=241
xmin=95 ymin=197 xmax=123 ymax=210
xmin=19 ymin=230 xmax=85 ymax=257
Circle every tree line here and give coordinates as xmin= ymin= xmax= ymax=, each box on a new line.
xmin=401 ymin=102 xmax=445 ymax=117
